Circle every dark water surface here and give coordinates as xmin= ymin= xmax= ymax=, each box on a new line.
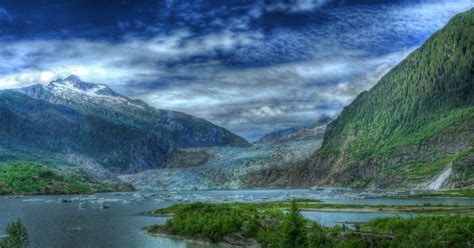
xmin=1 ymin=189 xmax=473 ymax=248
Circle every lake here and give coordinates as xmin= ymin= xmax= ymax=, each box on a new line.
xmin=1 ymin=189 xmax=473 ymax=248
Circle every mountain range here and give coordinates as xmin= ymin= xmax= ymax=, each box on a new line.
xmin=0 ymin=8 xmax=472 ymax=194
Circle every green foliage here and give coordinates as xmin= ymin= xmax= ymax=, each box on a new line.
xmin=0 ymin=220 xmax=29 ymax=248
xmin=164 ymin=202 xmax=257 ymax=242
xmin=367 ymin=215 xmax=474 ymax=248
xmin=334 ymin=234 xmax=365 ymax=248
xmin=0 ymin=162 xmax=114 ymax=195
xmin=279 ymin=201 xmax=308 ymax=248
xmin=307 ymin=224 xmax=335 ymax=248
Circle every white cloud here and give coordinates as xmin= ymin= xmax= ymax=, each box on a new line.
xmin=0 ymin=29 xmax=261 ymax=89
xmin=0 ymin=0 xmax=472 ymax=140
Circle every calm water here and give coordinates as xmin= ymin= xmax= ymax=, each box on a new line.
xmin=1 ymin=189 xmax=473 ymax=248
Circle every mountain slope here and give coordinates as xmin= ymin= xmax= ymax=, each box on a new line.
xmin=18 ymin=75 xmax=249 ymax=149
xmin=275 ymin=8 xmax=474 ymax=189
xmin=0 ymin=90 xmax=167 ymax=173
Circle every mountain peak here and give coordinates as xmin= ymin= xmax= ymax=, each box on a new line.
xmin=47 ymin=75 xmax=120 ymax=97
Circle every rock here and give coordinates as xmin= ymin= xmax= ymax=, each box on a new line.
xmin=256 ymin=216 xmax=282 ymax=228
xmin=223 ymin=233 xmax=260 ymax=248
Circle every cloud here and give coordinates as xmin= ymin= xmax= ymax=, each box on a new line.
xmin=0 ymin=0 xmax=472 ymax=141
xmin=0 ymin=29 xmax=262 ymax=88
xmin=136 ymin=47 xmax=412 ymax=141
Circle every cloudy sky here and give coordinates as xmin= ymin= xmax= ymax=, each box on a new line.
xmin=0 ymin=0 xmax=472 ymax=141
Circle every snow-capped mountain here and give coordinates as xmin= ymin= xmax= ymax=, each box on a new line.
xmin=18 ymin=75 xmax=249 ymax=149
xmin=0 ymin=75 xmax=249 ymax=176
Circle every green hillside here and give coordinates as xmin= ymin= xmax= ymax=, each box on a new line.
xmin=0 ymin=162 xmax=116 ymax=195
xmin=322 ymin=7 xmax=473 ymax=158
xmin=271 ymin=8 xmax=474 ymax=189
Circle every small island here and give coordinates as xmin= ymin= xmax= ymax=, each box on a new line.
xmin=145 ymin=200 xmax=474 ymax=247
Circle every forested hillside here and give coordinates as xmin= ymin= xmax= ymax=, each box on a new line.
xmin=267 ymin=8 xmax=474 ymax=189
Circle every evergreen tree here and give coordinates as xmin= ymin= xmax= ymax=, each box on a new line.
xmin=0 ymin=220 xmax=29 ymax=248
xmin=279 ymin=200 xmax=307 ymax=248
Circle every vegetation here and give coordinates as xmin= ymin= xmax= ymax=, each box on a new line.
xmin=0 ymin=162 xmax=115 ymax=195
xmin=0 ymin=220 xmax=29 ymax=248
xmin=147 ymin=201 xmax=474 ymax=247
xmin=366 ymin=216 xmax=474 ymax=247
xmin=321 ymin=8 xmax=474 ymax=157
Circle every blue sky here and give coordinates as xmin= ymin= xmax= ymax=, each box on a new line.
xmin=0 ymin=0 xmax=472 ymax=141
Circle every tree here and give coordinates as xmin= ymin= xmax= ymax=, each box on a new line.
xmin=0 ymin=220 xmax=29 ymax=248
xmin=279 ymin=200 xmax=307 ymax=248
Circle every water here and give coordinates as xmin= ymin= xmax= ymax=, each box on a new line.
xmin=1 ymin=189 xmax=473 ymax=248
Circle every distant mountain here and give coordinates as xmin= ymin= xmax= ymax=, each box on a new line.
xmin=255 ymin=116 xmax=332 ymax=144
xmin=267 ymin=8 xmax=474 ymax=189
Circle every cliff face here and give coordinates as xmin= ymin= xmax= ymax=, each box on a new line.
xmin=269 ymin=8 xmax=474 ymax=189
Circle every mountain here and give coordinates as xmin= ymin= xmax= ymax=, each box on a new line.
xmin=255 ymin=116 xmax=332 ymax=144
xmin=18 ymin=75 xmax=249 ymax=149
xmin=258 ymin=8 xmax=474 ymax=189
xmin=0 ymin=90 xmax=168 ymax=174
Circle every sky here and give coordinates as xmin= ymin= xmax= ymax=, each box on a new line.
xmin=0 ymin=0 xmax=472 ymax=141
